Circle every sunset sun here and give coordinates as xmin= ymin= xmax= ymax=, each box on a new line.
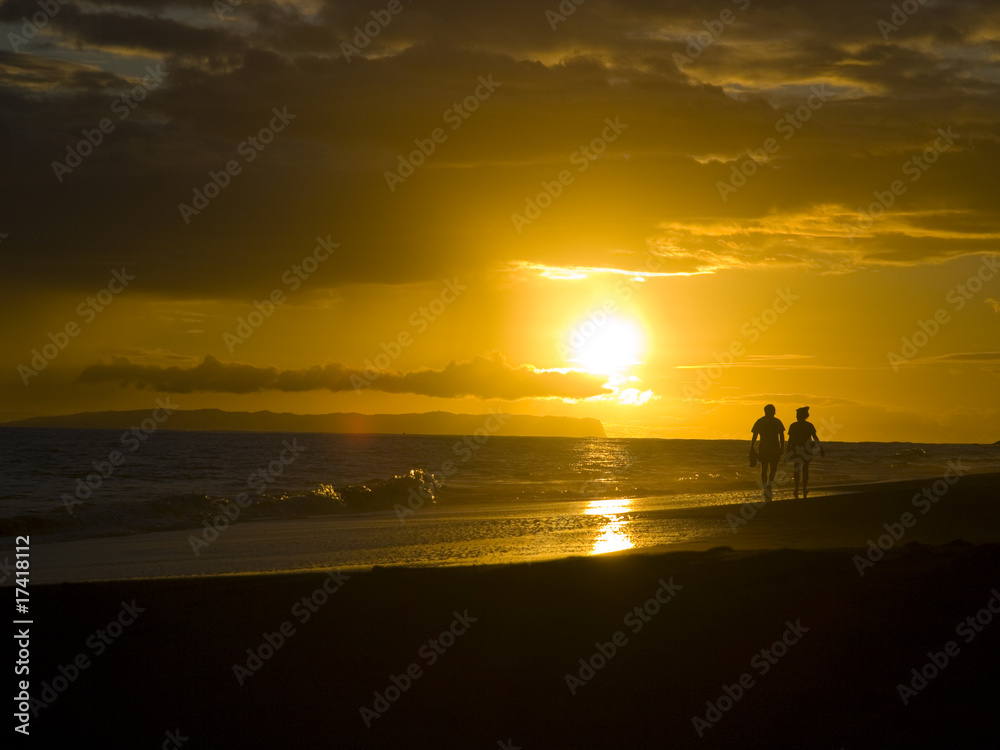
xmin=569 ymin=316 xmax=646 ymax=374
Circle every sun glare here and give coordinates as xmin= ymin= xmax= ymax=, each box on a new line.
xmin=586 ymin=498 xmax=635 ymax=555
xmin=569 ymin=316 xmax=646 ymax=374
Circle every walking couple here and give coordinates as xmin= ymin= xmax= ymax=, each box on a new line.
xmin=750 ymin=404 xmax=824 ymax=500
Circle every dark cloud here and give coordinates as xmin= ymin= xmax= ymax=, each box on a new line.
xmin=77 ymin=353 xmax=613 ymax=399
xmin=1 ymin=0 xmax=999 ymax=298
xmin=53 ymin=6 xmax=247 ymax=58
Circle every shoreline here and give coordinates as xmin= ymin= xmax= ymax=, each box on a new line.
xmin=7 ymin=471 xmax=999 ymax=585
xmin=628 ymin=469 xmax=1000 ymax=553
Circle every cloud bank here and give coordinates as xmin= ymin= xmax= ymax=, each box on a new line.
xmin=1 ymin=0 xmax=998 ymax=299
xmin=78 ymin=353 xmax=613 ymax=399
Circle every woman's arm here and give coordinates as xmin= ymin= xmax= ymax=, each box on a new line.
xmin=811 ymin=427 xmax=825 ymax=457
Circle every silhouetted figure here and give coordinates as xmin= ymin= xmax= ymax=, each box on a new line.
xmin=785 ymin=406 xmax=824 ymax=499
xmin=750 ymin=404 xmax=784 ymax=500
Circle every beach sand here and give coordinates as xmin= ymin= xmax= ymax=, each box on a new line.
xmin=19 ymin=474 xmax=1000 ymax=747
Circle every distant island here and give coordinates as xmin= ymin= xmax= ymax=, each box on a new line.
xmin=0 ymin=408 xmax=606 ymax=438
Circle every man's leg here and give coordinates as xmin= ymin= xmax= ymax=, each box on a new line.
xmin=762 ymin=458 xmax=776 ymax=500
xmin=802 ymin=460 xmax=811 ymax=498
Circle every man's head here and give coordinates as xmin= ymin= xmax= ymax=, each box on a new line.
xmin=796 ymin=406 xmax=810 ymax=420
xmin=764 ymin=404 xmax=776 ymax=416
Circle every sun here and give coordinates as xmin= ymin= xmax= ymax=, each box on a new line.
xmin=568 ymin=315 xmax=646 ymax=374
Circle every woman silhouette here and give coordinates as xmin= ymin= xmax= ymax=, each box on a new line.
xmin=785 ymin=406 xmax=824 ymax=498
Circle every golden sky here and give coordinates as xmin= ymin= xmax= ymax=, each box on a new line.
xmin=1 ymin=0 xmax=998 ymax=441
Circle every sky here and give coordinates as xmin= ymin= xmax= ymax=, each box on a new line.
xmin=1 ymin=0 xmax=998 ymax=442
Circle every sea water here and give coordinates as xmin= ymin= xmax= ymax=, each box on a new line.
xmin=2 ymin=428 xmax=997 ymax=581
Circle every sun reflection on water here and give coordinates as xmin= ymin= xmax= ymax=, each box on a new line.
xmin=585 ymin=498 xmax=635 ymax=555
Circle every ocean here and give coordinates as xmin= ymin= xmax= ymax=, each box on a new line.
xmin=3 ymin=428 xmax=998 ymax=581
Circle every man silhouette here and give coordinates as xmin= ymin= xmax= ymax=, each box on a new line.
xmin=750 ymin=404 xmax=784 ymax=499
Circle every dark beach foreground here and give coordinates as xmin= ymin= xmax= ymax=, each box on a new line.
xmin=19 ymin=474 xmax=1000 ymax=748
